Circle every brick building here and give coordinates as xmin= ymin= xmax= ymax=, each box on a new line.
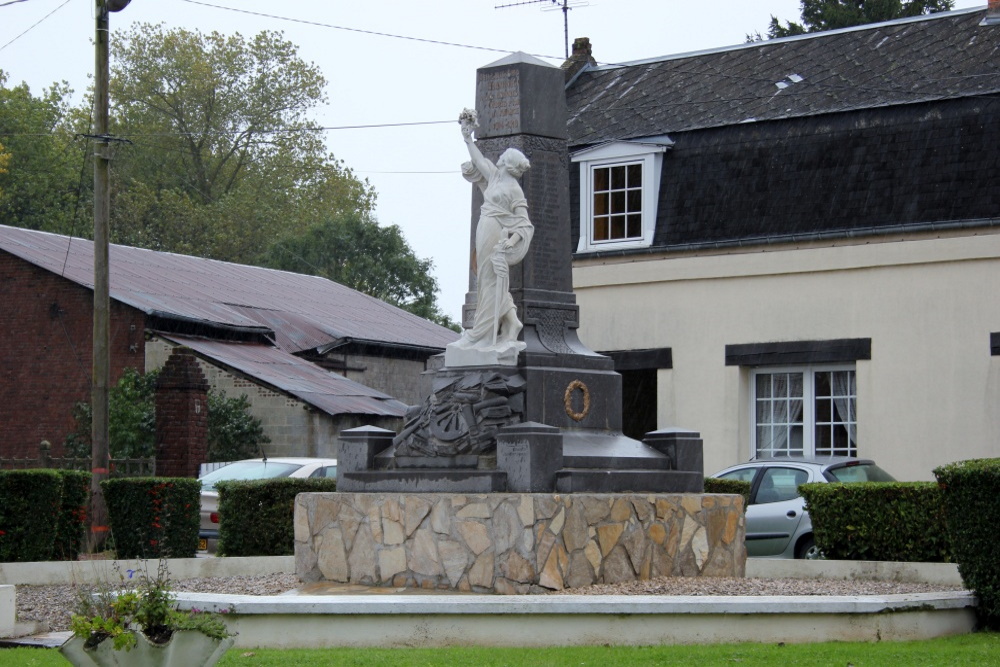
xmin=0 ymin=225 xmax=457 ymax=461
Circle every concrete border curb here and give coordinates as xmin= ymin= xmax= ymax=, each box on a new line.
xmin=0 ymin=556 xmax=294 ymax=586
xmin=169 ymin=590 xmax=977 ymax=648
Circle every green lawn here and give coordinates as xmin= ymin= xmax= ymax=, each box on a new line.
xmin=3 ymin=633 xmax=999 ymax=666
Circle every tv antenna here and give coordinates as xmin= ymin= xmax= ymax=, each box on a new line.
xmin=495 ymin=0 xmax=589 ymax=59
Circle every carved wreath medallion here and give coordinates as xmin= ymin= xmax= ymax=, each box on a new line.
xmin=564 ymin=379 xmax=591 ymax=422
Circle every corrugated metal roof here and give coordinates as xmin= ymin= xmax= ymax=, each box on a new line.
xmin=0 ymin=225 xmax=458 ymax=353
xmin=568 ymin=8 xmax=1000 ymax=146
xmin=163 ymin=335 xmax=408 ymax=418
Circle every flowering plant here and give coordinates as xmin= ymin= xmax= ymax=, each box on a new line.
xmin=70 ymin=560 xmax=233 ymax=651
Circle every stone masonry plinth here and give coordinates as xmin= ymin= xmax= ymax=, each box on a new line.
xmin=295 ymin=493 xmax=746 ymax=593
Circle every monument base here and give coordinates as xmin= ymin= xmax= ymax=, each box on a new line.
xmin=295 ymin=492 xmax=746 ymax=593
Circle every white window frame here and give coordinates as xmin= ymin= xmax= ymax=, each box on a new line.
xmin=571 ymin=140 xmax=670 ymax=253
xmin=750 ymin=364 xmax=857 ymax=459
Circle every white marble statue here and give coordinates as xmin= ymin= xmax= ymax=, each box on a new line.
xmin=445 ymin=109 xmax=534 ymax=367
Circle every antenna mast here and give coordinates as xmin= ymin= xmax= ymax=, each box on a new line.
xmin=495 ymin=0 xmax=588 ymax=59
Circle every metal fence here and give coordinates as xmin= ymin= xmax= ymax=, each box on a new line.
xmin=0 ymin=441 xmax=155 ymax=478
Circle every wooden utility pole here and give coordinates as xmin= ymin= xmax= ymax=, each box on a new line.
xmin=88 ymin=0 xmax=112 ymax=553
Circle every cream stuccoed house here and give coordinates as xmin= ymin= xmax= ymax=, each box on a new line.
xmin=563 ymin=5 xmax=1000 ymax=481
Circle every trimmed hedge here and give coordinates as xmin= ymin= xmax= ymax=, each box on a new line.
xmin=0 ymin=470 xmax=63 ymax=562
xmin=935 ymin=458 xmax=1000 ymax=628
xmin=54 ymin=470 xmax=92 ymax=561
xmin=799 ymin=482 xmax=951 ymax=563
xmin=102 ymin=477 xmax=200 ymax=559
xmin=703 ymin=477 xmax=751 ymax=512
xmin=218 ymin=478 xmax=338 ymax=557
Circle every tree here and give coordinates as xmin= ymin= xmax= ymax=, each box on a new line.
xmin=0 ymin=71 xmax=88 ymax=235
xmin=107 ymin=24 xmax=376 ymax=264
xmin=206 ymin=390 xmax=270 ymax=462
xmin=65 ymin=368 xmax=269 ymax=462
xmin=263 ymin=212 xmax=459 ymax=329
xmin=756 ymin=0 xmax=954 ymax=40
xmin=0 ymin=141 xmax=10 ymax=190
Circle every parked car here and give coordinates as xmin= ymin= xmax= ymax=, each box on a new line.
xmin=710 ymin=457 xmax=895 ymax=559
xmin=198 ymin=457 xmax=338 ymax=552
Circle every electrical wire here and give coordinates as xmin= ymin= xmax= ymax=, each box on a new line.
xmin=0 ymin=0 xmax=73 ymax=52
xmin=178 ymin=0 xmax=562 ymax=61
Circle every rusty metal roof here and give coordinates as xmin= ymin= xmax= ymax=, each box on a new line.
xmin=162 ymin=335 xmax=407 ymax=418
xmin=0 ymin=225 xmax=458 ymax=354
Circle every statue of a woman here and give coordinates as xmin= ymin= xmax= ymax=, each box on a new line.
xmin=446 ymin=109 xmax=533 ymax=366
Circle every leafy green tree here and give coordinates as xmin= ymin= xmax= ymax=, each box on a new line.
xmin=107 ymin=23 xmax=376 ymax=264
xmin=65 ymin=368 xmax=159 ymax=459
xmin=263 ymin=213 xmax=459 ymax=329
xmin=206 ymin=390 xmax=270 ymax=462
xmin=755 ymin=0 xmax=954 ymax=40
xmin=0 ymin=71 xmax=88 ymax=235
xmin=65 ymin=369 xmax=269 ymax=462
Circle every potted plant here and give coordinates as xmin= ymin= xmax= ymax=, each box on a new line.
xmin=60 ymin=561 xmax=235 ymax=667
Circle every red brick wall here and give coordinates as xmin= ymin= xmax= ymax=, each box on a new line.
xmin=0 ymin=252 xmax=146 ymax=457
xmin=154 ymin=348 xmax=208 ymax=478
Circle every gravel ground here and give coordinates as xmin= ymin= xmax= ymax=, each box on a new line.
xmin=15 ymin=574 xmax=963 ymax=634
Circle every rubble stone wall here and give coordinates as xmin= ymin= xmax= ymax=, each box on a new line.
xmin=295 ymin=492 xmax=745 ymax=593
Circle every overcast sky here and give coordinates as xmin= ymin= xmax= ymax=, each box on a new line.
xmin=1 ymin=0 xmax=987 ymax=321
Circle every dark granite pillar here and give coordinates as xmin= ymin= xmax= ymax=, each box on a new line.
xmin=468 ymin=52 xmax=620 ymax=434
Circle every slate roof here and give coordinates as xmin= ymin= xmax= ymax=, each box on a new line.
xmin=0 ymin=224 xmax=458 ymax=354
xmin=567 ymin=7 xmax=1000 ymax=147
xmin=565 ymin=7 xmax=1000 ymax=252
xmin=162 ymin=335 xmax=407 ymax=418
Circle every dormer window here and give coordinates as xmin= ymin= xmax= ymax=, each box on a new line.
xmin=572 ymin=139 xmax=671 ymax=253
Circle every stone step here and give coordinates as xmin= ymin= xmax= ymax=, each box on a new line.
xmin=555 ymin=469 xmax=704 ymax=493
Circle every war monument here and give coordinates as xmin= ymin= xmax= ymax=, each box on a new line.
xmin=295 ymin=53 xmax=745 ymax=592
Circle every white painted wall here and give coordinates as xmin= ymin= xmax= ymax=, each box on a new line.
xmin=573 ymin=231 xmax=1000 ymax=481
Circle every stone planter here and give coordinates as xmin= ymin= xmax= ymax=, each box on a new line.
xmin=59 ymin=630 xmax=234 ymax=667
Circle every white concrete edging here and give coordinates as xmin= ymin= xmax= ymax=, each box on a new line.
xmin=0 ymin=556 xmax=294 ymax=586
xmin=746 ymin=558 xmax=964 ymax=587
xmin=172 ymin=591 xmax=978 ymax=648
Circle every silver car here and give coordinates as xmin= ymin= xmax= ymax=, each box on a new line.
xmin=711 ymin=457 xmax=895 ymax=559
xmin=198 ymin=457 xmax=338 ymax=552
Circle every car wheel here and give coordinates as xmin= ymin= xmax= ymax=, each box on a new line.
xmin=795 ymin=535 xmax=822 ymax=560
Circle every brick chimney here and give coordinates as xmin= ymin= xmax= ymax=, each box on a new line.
xmin=984 ymin=0 xmax=1000 ymax=26
xmin=562 ymin=37 xmax=597 ymax=82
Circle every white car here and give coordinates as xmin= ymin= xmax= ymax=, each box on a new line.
xmin=198 ymin=457 xmax=338 ymax=552
xmin=710 ymin=457 xmax=895 ymax=559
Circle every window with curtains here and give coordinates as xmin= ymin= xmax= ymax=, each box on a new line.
xmin=752 ymin=366 xmax=857 ymax=458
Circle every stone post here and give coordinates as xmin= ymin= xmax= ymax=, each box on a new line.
xmin=496 ymin=422 xmax=563 ymax=492
xmin=338 ymin=426 xmax=395 ymax=475
xmin=644 ymin=428 xmax=704 ymax=474
xmin=154 ymin=347 xmax=208 ymax=478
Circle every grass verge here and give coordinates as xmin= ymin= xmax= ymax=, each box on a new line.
xmin=1 ymin=633 xmax=999 ymax=666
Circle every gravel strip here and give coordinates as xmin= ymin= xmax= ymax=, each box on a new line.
xmin=15 ymin=574 xmax=301 ymax=633
xmin=15 ymin=574 xmax=963 ymax=634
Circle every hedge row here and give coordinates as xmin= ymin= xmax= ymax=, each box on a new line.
xmin=800 ymin=481 xmax=951 ymax=563
xmin=217 ymin=477 xmax=337 ymax=557
xmin=54 ymin=470 xmax=92 ymax=560
xmin=102 ymin=477 xmax=201 ymax=559
xmin=703 ymin=477 xmax=751 ymax=512
xmin=934 ymin=458 xmax=1000 ymax=628
xmin=0 ymin=469 xmax=91 ymax=562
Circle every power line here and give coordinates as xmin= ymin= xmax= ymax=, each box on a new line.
xmin=0 ymin=0 xmax=73 ymax=52
xmin=0 ymin=0 xmax=35 ymax=7
xmin=178 ymin=0 xmax=562 ymax=61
